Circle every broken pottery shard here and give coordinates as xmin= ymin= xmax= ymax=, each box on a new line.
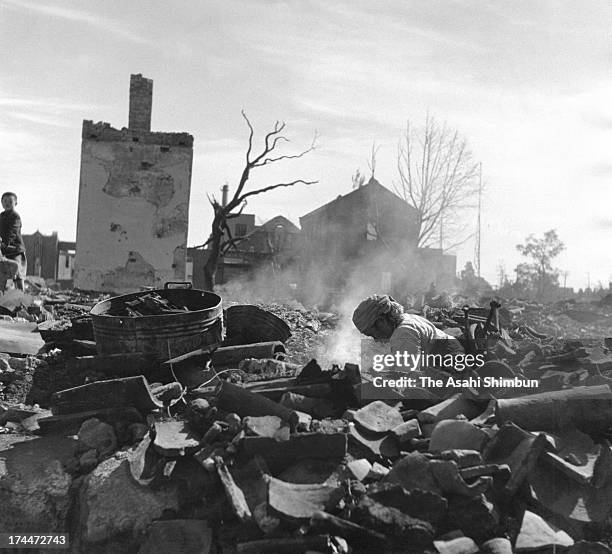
xmin=153 ymin=420 xmax=201 ymax=456
xmin=267 ymin=475 xmax=342 ymax=522
xmin=437 ymin=449 xmax=482 ymax=467
xmin=430 ymin=459 xmax=492 ymax=496
xmin=216 ymin=381 xmax=294 ymax=422
xmin=367 ymin=482 xmax=447 ymax=525
xmin=428 ymin=420 xmax=488 ymax=453
xmin=391 ymin=419 xmax=421 ymax=445
xmin=211 ymin=341 xmax=286 ymax=368
xmin=433 ymin=536 xmax=479 ymax=554
xmin=350 ymin=496 xmax=434 ymax=548
xmin=150 ymin=382 xmax=183 ymax=404
xmin=483 ymin=422 xmax=548 ymax=495
xmin=279 ymin=392 xmax=335 ymax=418
xmin=368 ymin=462 xmax=389 ymax=480
xmin=310 ymin=510 xmax=387 ymax=548
xmin=215 ymin=456 xmax=252 ymax=522
xmin=353 ymin=401 xmax=404 ymax=434
xmin=480 ymin=537 xmax=513 ymax=554
xmin=528 ymin=452 xmax=612 ymax=523
xmin=418 ymin=394 xmax=481 ymax=424
xmin=240 ymin=433 xmax=347 ymax=473
xmin=243 ymin=415 xmax=290 ymax=440
xmin=277 ymin=458 xmax=343 ymax=486
xmin=347 ymin=458 xmax=372 ymax=481
xmin=51 ymin=376 xmax=163 ymax=415
xmin=540 ymin=428 xmax=612 ymax=487
xmin=348 ymin=422 xmax=399 ymax=460
xmin=515 ymin=510 xmax=574 ymax=551
xmin=447 ymin=494 xmax=499 ymax=542
xmin=469 ymin=399 xmax=496 ymax=426
xmin=225 ymin=304 xmax=291 ymax=344
xmin=495 ymin=385 xmax=612 ymax=432
xmin=383 ymin=451 xmax=441 ymax=494
xmin=138 ymin=520 xmax=213 ymax=554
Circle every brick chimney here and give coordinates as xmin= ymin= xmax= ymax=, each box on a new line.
xmin=128 ymin=74 xmax=153 ymax=132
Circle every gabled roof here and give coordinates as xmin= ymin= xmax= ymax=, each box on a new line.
xmin=260 ymin=215 xmax=300 ymax=233
xmin=300 ymin=177 xmax=416 ymax=221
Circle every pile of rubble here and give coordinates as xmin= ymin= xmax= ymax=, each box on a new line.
xmin=1 ymin=289 xmax=612 ymax=552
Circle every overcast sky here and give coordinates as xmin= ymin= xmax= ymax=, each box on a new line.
xmin=1 ymin=0 xmax=611 ymax=290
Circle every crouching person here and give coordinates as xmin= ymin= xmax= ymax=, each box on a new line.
xmin=352 ymin=294 xmax=465 ymax=369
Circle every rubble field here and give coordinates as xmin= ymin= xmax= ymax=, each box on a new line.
xmin=1 ymin=286 xmax=612 ymax=553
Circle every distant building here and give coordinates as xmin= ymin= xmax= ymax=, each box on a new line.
xmin=187 ymin=215 xmax=301 ymax=288
xmin=74 ymin=74 xmax=193 ymax=293
xmin=21 ymin=231 xmax=76 ymax=288
xmin=299 ymin=178 xmax=456 ymax=303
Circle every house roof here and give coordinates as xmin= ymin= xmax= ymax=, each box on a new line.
xmin=300 ymin=177 xmax=417 ymax=222
xmin=259 ymin=215 xmax=300 ymax=234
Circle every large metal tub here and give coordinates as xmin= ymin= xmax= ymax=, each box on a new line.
xmin=90 ymin=282 xmax=223 ymax=361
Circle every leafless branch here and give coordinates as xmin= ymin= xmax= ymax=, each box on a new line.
xmin=396 ymin=115 xmax=479 ymax=249
xmin=238 ymin=179 xmax=318 ymax=202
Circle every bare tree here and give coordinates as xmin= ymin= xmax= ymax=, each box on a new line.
xmin=200 ymin=111 xmax=317 ymax=290
xmin=394 ymin=115 xmax=479 ymax=250
xmin=367 ymin=141 xmax=380 ymax=179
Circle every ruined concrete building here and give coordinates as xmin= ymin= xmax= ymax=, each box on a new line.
xmin=74 ymin=74 xmax=193 ymax=293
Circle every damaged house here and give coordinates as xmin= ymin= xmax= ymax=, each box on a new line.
xmin=187 ymin=211 xmax=301 ymax=288
xmin=74 ymin=74 xmax=193 ymax=293
xmin=299 ymin=178 xmax=457 ymax=303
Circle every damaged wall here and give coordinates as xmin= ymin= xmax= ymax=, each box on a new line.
xmin=74 ymin=74 xmax=193 ymax=293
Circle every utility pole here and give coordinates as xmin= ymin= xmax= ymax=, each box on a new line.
xmin=474 ymin=162 xmax=482 ymax=278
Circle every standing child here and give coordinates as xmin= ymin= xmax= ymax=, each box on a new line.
xmin=0 ymin=192 xmax=27 ymax=291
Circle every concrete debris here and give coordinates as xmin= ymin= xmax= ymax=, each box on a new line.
xmin=4 ymin=295 xmax=612 ymax=551
xmin=78 ymin=451 xmax=179 ymax=545
xmin=0 ymin=435 xmax=76 ymax=532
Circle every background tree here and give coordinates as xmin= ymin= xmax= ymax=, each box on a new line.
xmin=459 ymin=261 xmax=492 ymax=296
xmin=201 ymin=112 xmax=317 ymax=290
xmin=394 ymin=115 xmax=480 ymax=250
xmin=515 ymin=229 xmax=565 ymax=298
